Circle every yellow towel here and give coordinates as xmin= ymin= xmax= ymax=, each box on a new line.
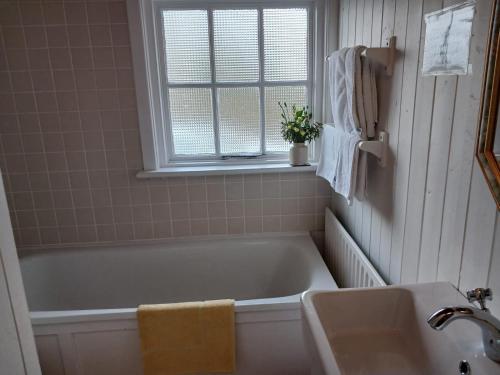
xmin=137 ymin=299 xmax=235 ymax=375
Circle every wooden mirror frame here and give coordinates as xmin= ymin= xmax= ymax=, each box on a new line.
xmin=476 ymin=0 xmax=500 ymax=209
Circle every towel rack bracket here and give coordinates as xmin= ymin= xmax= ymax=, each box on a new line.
xmin=363 ymin=36 xmax=397 ymax=76
xmin=359 ymin=131 xmax=388 ymax=167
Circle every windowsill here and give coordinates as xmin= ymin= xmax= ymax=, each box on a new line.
xmin=136 ymin=162 xmax=318 ymax=178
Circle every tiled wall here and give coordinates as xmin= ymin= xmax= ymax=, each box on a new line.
xmin=0 ymin=0 xmax=331 ymax=248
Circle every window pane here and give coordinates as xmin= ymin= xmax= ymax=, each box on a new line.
xmin=162 ymin=10 xmax=211 ymax=83
xmin=218 ymin=87 xmax=261 ymax=154
xmin=169 ymin=88 xmax=215 ymax=155
xmin=263 ymin=8 xmax=308 ymax=81
xmin=265 ymin=86 xmax=308 ymax=152
xmin=214 ymin=9 xmax=259 ymax=82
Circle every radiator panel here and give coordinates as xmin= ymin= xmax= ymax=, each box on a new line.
xmin=324 ymin=208 xmax=386 ymax=288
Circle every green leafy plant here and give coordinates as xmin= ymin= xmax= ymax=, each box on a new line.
xmin=279 ymin=102 xmax=323 ymax=144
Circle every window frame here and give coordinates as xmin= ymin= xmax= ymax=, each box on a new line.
xmin=127 ymin=0 xmax=327 ymax=172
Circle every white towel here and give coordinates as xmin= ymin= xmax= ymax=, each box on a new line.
xmin=348 ymin=46 xmax=365 ymax=136
xmin=329 ymin=48 xmax=351 ymax=133
xmin=362 ymin=57 xmax=377 ymax=139
xmin=316 ymin=124 xmax=360 ymax=202
xmin=355 ymin=53 xmax=378 ymax=201
xmin=316 ymin=124 xmax=340 ymax=187
xmin=319 ymin=46 xmax=378 ymax=203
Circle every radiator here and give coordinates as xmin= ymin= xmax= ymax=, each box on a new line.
xmin=324 ymin=207 xmax=386 ymax=288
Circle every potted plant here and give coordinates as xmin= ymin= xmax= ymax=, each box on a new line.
xmin=279 ymin=102 xmax=323 ymax=166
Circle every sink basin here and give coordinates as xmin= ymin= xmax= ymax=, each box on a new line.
xmin=301 ymin=282 xmax=500 ymax=375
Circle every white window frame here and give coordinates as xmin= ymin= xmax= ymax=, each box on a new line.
xmin=127 ymin=0 xmax=330 ymax=174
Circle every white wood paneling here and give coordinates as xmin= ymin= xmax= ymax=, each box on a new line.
xmin=333 ymin=0 xmax=500 ymax=315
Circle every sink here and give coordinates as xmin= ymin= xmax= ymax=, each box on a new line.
xmin=301 ymin=282 xmax=500 ymax=375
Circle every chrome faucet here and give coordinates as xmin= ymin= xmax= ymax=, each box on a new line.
xmin=427 ymin=288 xmax=500 ymax=362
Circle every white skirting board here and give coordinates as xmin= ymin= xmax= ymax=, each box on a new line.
xmin=324 ymin=207 xmax=386 ymax=288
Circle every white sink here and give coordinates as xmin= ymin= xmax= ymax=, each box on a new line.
xmin=301 ymin=282 xmax=500 ymax=375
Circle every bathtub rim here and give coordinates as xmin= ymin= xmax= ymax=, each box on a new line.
xmin=19 ymin=231 xmax=322 ymax=256
xmin=30 ymin=300 xmax=306 ymax=326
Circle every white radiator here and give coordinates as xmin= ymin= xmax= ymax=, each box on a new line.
xmin=324 ymin=208 xmax=386 ymax=288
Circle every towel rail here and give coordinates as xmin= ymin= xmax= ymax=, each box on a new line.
xmin=359 ymin=131 xmax=388 ymax=167
xmin=362 ymin=36 xmax=397 ymax=76
xmin=323 ymin=125 xmax=388 ymax=167
xmin=327 ymin=36 xmax=397 ymax=76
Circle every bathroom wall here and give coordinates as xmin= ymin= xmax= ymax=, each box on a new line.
xmin=334 ymin=0 xmax=500 ymax=313
xmin=0 ymin=0 xmax=331 ymax=249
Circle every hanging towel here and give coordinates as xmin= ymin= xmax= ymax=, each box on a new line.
xmin=320 ymin=48 xmax=363 ymax=203
xmin=137 ymin=299 xmax=235 ymax=375
xmin=362 ymin=57 xmax=378 ymax=139
xmin=347 ymin=46 xmax=366 ymax=135
xmin=316 ymin=124 xmax=340 ymax=187
xmin=317 ymin=124 xmax=361 ymax=201
xmin=319 ymin=46 xmax=378 ymax=203
xmin=328 ymin=48 xmax=351 ymax=133
xmin=354 ymin=53 xmax=378 ymax=201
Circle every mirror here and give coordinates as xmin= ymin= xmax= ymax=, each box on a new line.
xmin=476 ymin=0 xmax=500 ymax=209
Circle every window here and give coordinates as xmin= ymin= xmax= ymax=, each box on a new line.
xmin=128 ymin=0 xmax=326 ymax=172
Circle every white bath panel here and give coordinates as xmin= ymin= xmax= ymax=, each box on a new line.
xmin=35 ymin=335 xmax=65 ymax=375
xmin=33 ymin=306 xmax=310 ymax=375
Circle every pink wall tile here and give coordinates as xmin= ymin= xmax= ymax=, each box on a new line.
xmin=172 ymin=220 xmax=190 ymax=237
xmin=244 ymin=217 xmax=262 ymax=233
xmin=190 ymin=219 xmax=209 ymax=236
xmin=25 ymin=26 xmax=47 ymax=48
xmin=42 ymin=3 xmax=65 ymax=26
xmin=20 ymin=3 xmax=44 ymax=26
xmin=263 ymin=216 xmax=281 ymax=233
xmin=227 ymin=217 xmax=244 ymax=234
xmin=209 ymin=218 xmax=227 ymax=235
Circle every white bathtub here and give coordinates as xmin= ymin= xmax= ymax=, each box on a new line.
xmin=21 ymin=233 xmax=337 ymax=375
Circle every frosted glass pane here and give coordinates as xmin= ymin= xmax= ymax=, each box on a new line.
xmin=265 ymin=86 xmax=307 ymax=152
xmin=169 ymin=88 xmax=215 ymax=155
xmin=213 ymin=9 xmax=259 ymax=82
xmin=162 ymin=10 xmax=211 ymax=83
xmin=264 ymin=8 xmax=308 ymax=81
xmin=218 ymin=87 xmax=261 ymax=154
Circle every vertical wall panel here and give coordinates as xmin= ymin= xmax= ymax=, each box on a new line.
xmin=437 ymin=0 xmax=493 ymax=285
xmin=339 ymin=0 xmax=348 ymax=48
xmin=388 ymin=0 xmax=420 ymax=283
xmin=417 ymin=75 xmax=458 ymax=282
xmin=332 ymin=0 xmax=500 ymax=315
xmin=400 ymin=0 xmax=443 ymax=283
xmin=459 ymin=164 xmax=497 ymax=292
xmin=377 ymin=0 xmax=398 ymax=280
xmin=348 ymin=0 xmax=357 ymax=47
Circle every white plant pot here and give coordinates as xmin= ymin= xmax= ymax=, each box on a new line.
xmin=289 ymin=143 xmax=308 ymax=166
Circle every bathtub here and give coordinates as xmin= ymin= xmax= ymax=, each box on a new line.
xmin=20 ymin=233 xmax=337 ymax=375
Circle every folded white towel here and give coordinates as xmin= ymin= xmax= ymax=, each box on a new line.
xmin=348 ymin=46 xmax=365 ymax=136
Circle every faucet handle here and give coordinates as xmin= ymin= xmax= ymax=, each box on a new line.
xmin=466 ymin=288 xmax=492 ymax=310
